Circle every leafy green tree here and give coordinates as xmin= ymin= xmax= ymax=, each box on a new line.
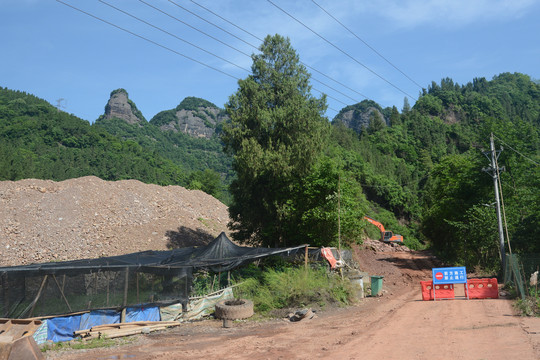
xmin=402 ymin=97 xmax=411 ymax=113
xmin=367 ymin=110 xmax=385 ymax=134
xmin=222 ymin=34 xmax=329 ymax=247
xmin=187 ymin=169 xmax=222 ymax=198
xmin=422 ymin=152 xmax=493 ymax=265
xmin=287 ymin=156 xmax=368 ymax=247
xmin=389 ymin=106 xmax=401 ymax=126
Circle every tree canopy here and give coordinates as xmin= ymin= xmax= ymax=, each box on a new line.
xmin=222 ymin=34 xmax=330 ymax=247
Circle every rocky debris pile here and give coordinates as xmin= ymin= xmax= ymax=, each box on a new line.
xmin=363 ymin=238 xmax=411 ymax=253
xmin=0 ymin=176 xmax=230 ymax=267
xmin=285 ymin=309 xmax=318 ymax=322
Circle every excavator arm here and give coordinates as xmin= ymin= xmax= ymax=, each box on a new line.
xmin=363 ymin=216 xmax=386 ymax=233
xmin=363 ymin=216 xmax=404 ymax=244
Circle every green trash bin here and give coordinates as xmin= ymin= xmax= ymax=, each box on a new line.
xmin=370 ymin=275 xmax=384 ymax=296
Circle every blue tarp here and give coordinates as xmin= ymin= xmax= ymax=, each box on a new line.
xmin=80 ymin=309 xmax=120 ymax=330
xmin=47 ymin=314 xmax=83 ymax=342
xmin=47 ymin=307 xmax=160 ymax=342
xmin=47 ymin=310 xmax=121 ymax=342
xmin=126 ymin=306 xmax=160 ymax=322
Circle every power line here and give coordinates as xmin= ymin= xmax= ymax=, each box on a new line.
xmin=57 ymin=1 xmax=344 ymax=116
xmin=310 ymin=0 xmax=423 ymax=90
xmin=493 ymin=134 xmax=540 ymax=166
xmin=139 ymin=0 xmax=358 ymax=107
xmin=55 ymin=0 xmax=239 ymax=80
xmin=189 ymin=0 xmax=367 ymax=101
xmin=168 ymin=0 xmax=259 ymax=50
xmin=190 ymin=0 xmax=262 ymax=42
xmin=138 ymin=0 xmax=252 ymax=58
xmin=267 ymin=0 xmax=417 ymax=101
xmin=98 ymin=0 xmax=250 ymax=73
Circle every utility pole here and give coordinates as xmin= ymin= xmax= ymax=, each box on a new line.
xmin=482 ymin=133 xmax=506 ymax=272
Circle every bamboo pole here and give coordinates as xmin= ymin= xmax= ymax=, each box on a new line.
xmin=52 ymin=275 xmax=72 ymax=313
xmin=123 ymin=267 xmax=129 ymax=307
xmin=106 ymin=272 xmax=110 ymax=307
xmin=28 ymin=275 xmax=48 ymax=318
xmin=136 ymin=272 xmax=140 ymax=304
xmin=304 ymin=246 xmax=308 ymax=270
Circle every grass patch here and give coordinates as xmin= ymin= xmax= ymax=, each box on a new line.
xmin=233 ymin=263 xmax=355 ymax=315
xmin=41 ymin=336 xmax=134 ymax=353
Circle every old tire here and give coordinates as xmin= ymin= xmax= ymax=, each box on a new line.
xmin=215 ymin=299 xmax=254 ymax=320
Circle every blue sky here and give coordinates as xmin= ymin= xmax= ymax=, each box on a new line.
xmin=1 ymin=0 xmax=539 ymax=123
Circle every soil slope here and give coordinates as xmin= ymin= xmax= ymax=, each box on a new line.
xmin=0 ymin=176 xmax=230 ymax=266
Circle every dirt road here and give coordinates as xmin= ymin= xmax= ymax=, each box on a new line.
xmin=46 ymin=247 xmax=540 ymax=360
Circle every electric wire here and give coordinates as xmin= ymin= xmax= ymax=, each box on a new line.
xmin=267 ymin=0 xmax=417 ymax=101
xmin=57 ymin=1 xmax=342 ymax=116
xmin=138 ymin=0 xmax=252 ymax=58
xmin=493 ymin=134 xmax=540 ymax=166
xmin=98 ymin=0 xmax=250 ymax=73
xmin=190 ymin=0 xmax=262 ymax=43
xmin=55 ymin=0 xmax=239 ymax=80
xmin=189 ymin=0 xmax=369 ymax=100
xmin=167 ymin=0 xmax=259 ymax=50
xmin=138 ymin=0 xmax=355 ymax=109
xmin=494 ymin=149 xmax=513 ymax=255
xmin=311 ymin=0 xmax=423 ymax=90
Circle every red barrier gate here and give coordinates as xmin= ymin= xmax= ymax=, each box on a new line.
xmin=420 ymin=281 xmax=455 ymax=301
xmin=465 ymin=278 xmax=499 ymax=299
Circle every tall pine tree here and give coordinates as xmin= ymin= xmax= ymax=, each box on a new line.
xmin=222 ymin=34 xmax=329 ymax=247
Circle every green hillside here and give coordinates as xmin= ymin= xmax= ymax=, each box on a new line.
xmin=0 ymin=88 xmax=187 ymax=186
xmin=330 ymin=72 xmax=540 ymax=268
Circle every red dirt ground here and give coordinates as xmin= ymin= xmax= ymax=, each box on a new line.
xmin=45 ymin=244 xmax=540 ymax=360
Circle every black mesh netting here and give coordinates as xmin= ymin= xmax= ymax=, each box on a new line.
xmin=0 ymin=232 xmax=308 ymax=318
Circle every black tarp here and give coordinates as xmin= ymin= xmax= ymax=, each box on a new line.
xmin=0 ymin=233 xmax=309 ymax=318
xmin=0 ymin=232 xmax=308 ymax=277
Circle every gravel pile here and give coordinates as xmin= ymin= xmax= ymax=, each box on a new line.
xmin=0 ymin=176 xmax=230 ymax=266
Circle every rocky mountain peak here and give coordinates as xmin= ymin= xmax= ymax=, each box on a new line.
xmin=333 ymin=100 xmax=388 ymax=134
xmin=150 ymin=97 xmax=228 ymax=139
xmin=103 ymin=89 xmax=145 ymax=125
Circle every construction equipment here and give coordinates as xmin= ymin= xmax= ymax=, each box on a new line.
xmin=363 ymin=216 xmax=404 ymax=244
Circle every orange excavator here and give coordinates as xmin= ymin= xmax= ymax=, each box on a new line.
xmin=363 ymin=216 xmax=404 ymax=244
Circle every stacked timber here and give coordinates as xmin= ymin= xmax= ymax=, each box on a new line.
xmin=74 ymin=321 xmax=181 ymax=340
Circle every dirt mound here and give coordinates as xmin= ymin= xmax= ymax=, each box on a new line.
xmin=0 ymin=176 xmax=230 ymax=266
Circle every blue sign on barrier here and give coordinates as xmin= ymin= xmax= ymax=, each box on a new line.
xmin=432 ymin=267 xmax=467 ymax=285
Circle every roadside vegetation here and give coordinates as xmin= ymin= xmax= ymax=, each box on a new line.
xmin=233 ymin=264 xmax=355 ymax=316
xmin=192 ymin=257 xmax=356 ymax=317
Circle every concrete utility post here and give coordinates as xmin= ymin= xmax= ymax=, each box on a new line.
xmin=482 ymin=133 xmax=506 ymax=272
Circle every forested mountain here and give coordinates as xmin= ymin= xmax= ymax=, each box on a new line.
xmin=330 ymin=72 xmax=540 ymax=268
xmin=0 ymin=88 xmax=186 ymax=185
xmin=0 ymin=88 xmax=230 ymax=201
xmin=0 ymin=72 xmax=538 ymax=271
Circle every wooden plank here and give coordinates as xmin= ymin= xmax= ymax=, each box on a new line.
xmin=79 ymin=322 xmax=181 ymax=340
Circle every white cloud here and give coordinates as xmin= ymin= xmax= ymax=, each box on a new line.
xmin=365 ymin=0 xmax=538 ymax=29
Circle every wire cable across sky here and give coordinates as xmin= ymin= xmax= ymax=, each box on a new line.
xmin=267 ymin=0 xmax=417 ymax=101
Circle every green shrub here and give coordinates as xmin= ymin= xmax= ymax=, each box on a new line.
xmin=234 ymin=265 xmax=355 ymax=315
